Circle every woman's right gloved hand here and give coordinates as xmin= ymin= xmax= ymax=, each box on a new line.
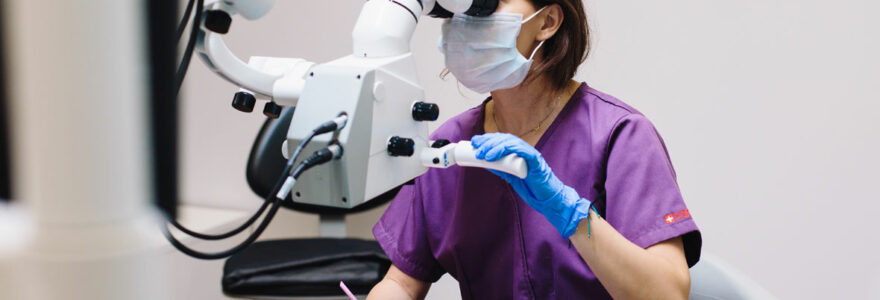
xmin=472 ymin=133 xmax=592 ymax=238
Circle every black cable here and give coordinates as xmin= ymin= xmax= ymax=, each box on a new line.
xmin=162 ymin=182 xmax=284 ymax=260
xmin=168 ymin=130 xmax=316 ymax=240
xmin=162 ymin=145 xmax=338 ymax=260
xmin=176 ymin=0 xmax=195 ymax=40
xmin=169 ymin=200 xmax=269 ymax=240
xmin=175 ymin=0 xmax=202 ymax=94
xmin=165 ymin=115 xmax=345 ymax=241
xmin=158 ymin=0 xmax=351 ymax=253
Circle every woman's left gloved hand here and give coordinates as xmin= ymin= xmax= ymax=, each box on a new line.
xmin=472 ymin=133 xmax=592 ymax=238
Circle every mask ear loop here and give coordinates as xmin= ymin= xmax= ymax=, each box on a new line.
xmin=528 ymin=40 xmax=545 ymax=61
xmin=521 ymin=6 xmax=548 ymax=24
xmin=522 ymin=6 xmax=548 ymax=61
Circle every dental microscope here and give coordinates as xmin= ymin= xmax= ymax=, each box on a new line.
xmin=195 ymin=0 xmax=525 ymax=209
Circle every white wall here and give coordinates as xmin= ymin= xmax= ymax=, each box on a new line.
xmin=580 ymin=1 xmax=880 ymax=299
xmin=181 ymin=0 xmax=880 ymax=299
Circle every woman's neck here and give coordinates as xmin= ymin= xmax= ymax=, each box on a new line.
xmin=488 ymin=78 xmax=578 ymax=138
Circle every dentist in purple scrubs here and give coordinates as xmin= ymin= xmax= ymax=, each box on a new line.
xmin=368 ymin=0 xmax=701 ymax=299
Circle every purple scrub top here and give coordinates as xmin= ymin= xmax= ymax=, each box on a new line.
xmin=373 ymin=83 xmax=701 ymax=299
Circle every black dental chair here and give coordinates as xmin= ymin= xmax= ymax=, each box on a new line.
xmin=222 ymin=107 xmax=397 ymax=299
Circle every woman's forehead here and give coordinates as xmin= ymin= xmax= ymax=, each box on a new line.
xmin=496 ymin=0 xmax=538 ymax=15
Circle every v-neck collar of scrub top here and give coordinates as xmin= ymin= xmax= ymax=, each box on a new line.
xmin=474 ymin=83 xmax=588 ymax=151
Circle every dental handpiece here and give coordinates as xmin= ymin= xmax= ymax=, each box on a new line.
xmin=420 ymin=141 xmax=528 ymax=178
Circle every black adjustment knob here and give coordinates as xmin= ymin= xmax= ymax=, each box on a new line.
xmin=387 ymin=136 xmax=415 ymax=157
xmin=232 ymin=91 xmax=256 ymax=113
xmin=431 ymin=139 xmax=452 ymax=148
xmin=428 ymin=3 xmax=453 ymax=18
xmin=464 ymin=0 xmax=499 ymax=17
xmin=204 ymin=10 xmax=232 ymax=34
xmin=412 ymin=102 xmax=440 ymax=121
xmin=263 ymin=102 xmax=282 ymax=119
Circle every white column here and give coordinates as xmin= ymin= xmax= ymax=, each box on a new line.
xmin=3 ymin=0 xmax=169 ymax=299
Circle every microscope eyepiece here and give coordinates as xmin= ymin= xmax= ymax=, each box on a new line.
xmin=430 ymin=0 xmax=499 ymax=18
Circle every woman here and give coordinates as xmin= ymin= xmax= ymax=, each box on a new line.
xmin=368 ymin=0 xmax=701 ymax=299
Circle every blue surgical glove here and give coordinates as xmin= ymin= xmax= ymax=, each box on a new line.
xmin=472 ymin=133 xmax=592 ymax=238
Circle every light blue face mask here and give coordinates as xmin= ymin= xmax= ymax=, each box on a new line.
xmin=439 ymin=7 xmax=547 ymax=93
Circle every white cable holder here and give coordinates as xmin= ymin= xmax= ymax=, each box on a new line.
xmin=276 ymin=177 xmax=297 ymax=200
xmin=277 ymin=144 xmax=344 ymax=200
xmin=331 ymin=114 xmax=349 ymax=131
xmin=326 ymin=144 xmax=344 ymax=159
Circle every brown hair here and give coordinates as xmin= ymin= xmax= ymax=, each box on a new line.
xmin=527 ymin=0 xmax=591 ymax=92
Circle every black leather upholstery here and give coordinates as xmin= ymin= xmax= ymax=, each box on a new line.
xmin=223 ymin=239 xmax=390 ymax=297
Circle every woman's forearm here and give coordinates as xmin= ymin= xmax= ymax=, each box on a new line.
xmin=367 ymin=279 xmax=419 ymax=300
xmin=569 ymin=210 xmax=690 ymax=300
xmin=367 ymin=265 xmax=430 ymax=300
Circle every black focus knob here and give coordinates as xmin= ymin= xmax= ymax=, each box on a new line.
xmin=412 ymin=102 xmax=440 ymax=121
xmin=263 ymin=102 xmax=282 ymax=119
xmin=387 ymin=136 xmax=415 ymax=157
xmin=232 ymin=91 xmax=256 ymax=113
xmin=204 ymin=10 xmax=232 ymax=34
xmin=431 ymin=139 xmax=451 ymax=148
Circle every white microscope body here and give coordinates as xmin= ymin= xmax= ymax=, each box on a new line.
xmin=198 ymin=0 xmax=525 ymax=209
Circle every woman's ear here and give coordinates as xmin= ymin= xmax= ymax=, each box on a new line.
xmin=537 ymin=4 xmax=564 ymax=41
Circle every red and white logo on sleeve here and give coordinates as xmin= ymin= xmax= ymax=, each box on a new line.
xmin=663 ymin=209 xmax=691 ymax=224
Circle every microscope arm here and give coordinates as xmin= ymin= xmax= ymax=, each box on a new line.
xmin=195 ymin=1 xmax=314 ymax=105
xmin=196 ymin=29 xmax=279 ymax=97
xmin=192 ymin=0 xmax=452 ymax=102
